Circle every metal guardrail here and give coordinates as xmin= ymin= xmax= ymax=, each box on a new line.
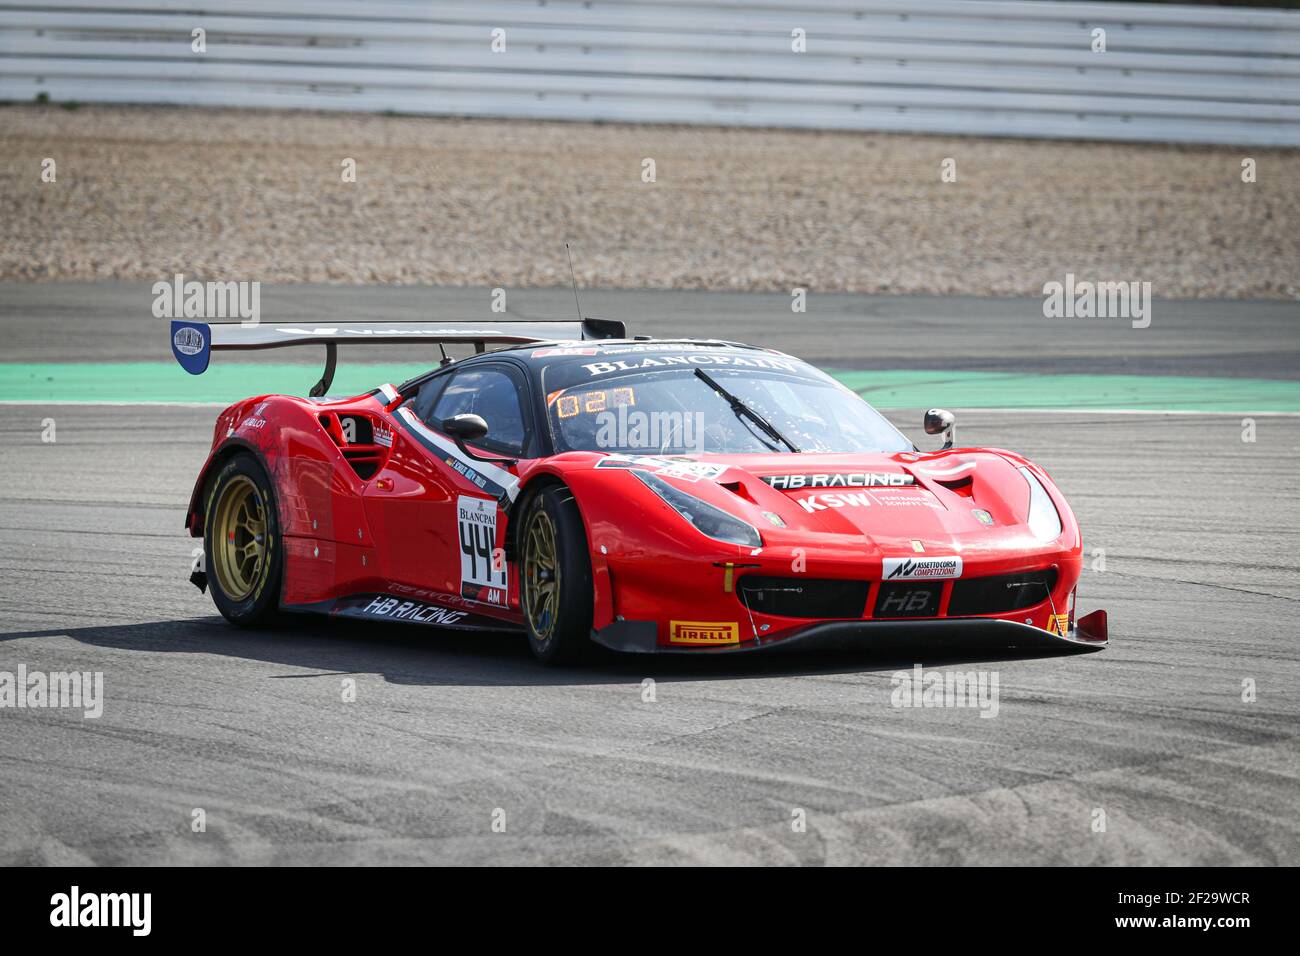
xmin=2 ymin=0 xmax=1297 ymax=145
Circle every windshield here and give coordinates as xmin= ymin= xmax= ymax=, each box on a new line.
xmin=542 ymin=358 xmax=910 ymax=455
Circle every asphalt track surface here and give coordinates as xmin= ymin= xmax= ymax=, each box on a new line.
xmin=1 ymin=283 xmax=1298 ymax=865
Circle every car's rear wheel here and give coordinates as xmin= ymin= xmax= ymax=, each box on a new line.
xmin=521 ymin=486 xmax=594 ymax=664
xmin=204 ymin=453 xmax=283 ymax=625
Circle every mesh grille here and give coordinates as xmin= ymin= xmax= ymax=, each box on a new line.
xmin=948 ymin=569 xmax=1058 ymax=616
xmin=738 ymin=576 xmax=868 ymax=619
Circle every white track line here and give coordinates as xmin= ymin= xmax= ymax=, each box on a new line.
xmin=956 ymin=407 xmax=1300 ymax=417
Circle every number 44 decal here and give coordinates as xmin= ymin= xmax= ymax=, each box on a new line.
xmin=458 ymin=496 xmax=508 ymax=603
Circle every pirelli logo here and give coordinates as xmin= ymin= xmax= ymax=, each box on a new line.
xmin=669 ymin=620 xmax=740 ymax=645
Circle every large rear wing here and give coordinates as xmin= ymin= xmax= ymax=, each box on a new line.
xmin=170 ymin=317 xmax=626 ymax=396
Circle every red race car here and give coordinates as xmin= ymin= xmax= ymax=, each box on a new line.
xmin=173 ymin=318 xmax=1107 ymax=663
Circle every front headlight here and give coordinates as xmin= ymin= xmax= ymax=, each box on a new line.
xmin=1018 ymin=467 xmax=1062 ymax=541
xmin=633 ymin=469 xmax=763 ymax=548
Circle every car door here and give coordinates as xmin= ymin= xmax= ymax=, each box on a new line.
xmin=364 ymin=362 xmax=533 ymax=615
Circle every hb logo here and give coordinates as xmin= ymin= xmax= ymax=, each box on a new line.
xmin=879 ymin=589 xmax=932 ymax=615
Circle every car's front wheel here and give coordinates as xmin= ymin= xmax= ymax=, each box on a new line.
xmin=520 ymin=486 xmax=594 ymax=664
xmin=203 ymin=452 xmax=283 ymax=625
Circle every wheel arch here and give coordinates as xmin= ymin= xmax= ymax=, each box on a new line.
xmin=185 ymin=438 xmax=275 ymax=537
xmin=506 ymin=472 xmax=570 ymax=563
xmin=507 ymin=467 xmax=620 ymax=632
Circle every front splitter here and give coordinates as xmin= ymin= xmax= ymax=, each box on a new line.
xmin=591 ymin=612 xmax=1108 ymax=655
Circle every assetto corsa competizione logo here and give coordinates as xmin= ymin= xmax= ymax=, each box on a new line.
xmin=883 ymin=556 xmax=963 ymax=580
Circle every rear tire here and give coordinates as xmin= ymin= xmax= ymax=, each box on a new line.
xmin=203 ymin=453 xmax=283 ymax=626
xmin=520 ymin=486 xmax=594 ymax=664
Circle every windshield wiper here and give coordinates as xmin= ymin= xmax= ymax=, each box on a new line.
xmin=694 ymin=368 xmax=801 ymax=453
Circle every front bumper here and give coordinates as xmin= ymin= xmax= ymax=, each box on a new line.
xmin=591 ymin=610 xmax=1108 ymax=655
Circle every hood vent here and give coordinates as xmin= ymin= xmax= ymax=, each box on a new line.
xmin=719 ymin=480 xmax=758 ymax=504
xmin=915 ymin=461 xmax=976 ymax=493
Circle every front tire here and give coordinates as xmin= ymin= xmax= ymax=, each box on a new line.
xmin=203 ymin=453 xmax=283 ymax=625
xmin=520 ymin=486 xmax=594 ymax=664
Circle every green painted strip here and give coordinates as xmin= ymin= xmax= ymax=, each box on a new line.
xmin=828 ymin=369 xmax=1300 ymax=413
xmin=0 ymin=363 xmax=1297 ymax=413
xmin=0 ymin=362 xmax=433 ymax=404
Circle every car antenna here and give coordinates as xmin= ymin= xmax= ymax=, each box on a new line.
xmin=565 ymin=242 xmax=584 ymax=322
xmin=438 ymin=343 xmax=452 ymax=367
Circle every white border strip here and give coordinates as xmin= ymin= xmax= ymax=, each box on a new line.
xmin=949 ymin=407 xmax=1300 ymax=417
xmin=396 ymin=406 xmax=520 ymax=501
xmin=914 ymin=461 xmax=977 ymax=477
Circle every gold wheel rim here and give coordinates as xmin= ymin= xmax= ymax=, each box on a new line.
xmin=211 ymin=475 xmax=268 ymax=602
xmin=523 ymin=510 xmax=560 ymax=640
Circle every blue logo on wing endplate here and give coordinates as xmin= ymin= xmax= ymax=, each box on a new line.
xmin=171 ymin=320 xmax=210 ymax=375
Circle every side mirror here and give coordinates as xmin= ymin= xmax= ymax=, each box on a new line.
xmin=442 ymin=413 xmax=488 ymax=443
xmin=440 ymin=413 xmax=516 ymax=467
xmin=923 ymin=408 xmax=955 ymax=449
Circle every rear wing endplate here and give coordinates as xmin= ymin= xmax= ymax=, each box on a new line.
xmin=170 ymin=318 xmax=625 ymax=397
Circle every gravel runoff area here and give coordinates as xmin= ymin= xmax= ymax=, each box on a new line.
xmin=2 ymin=105 xmax=1297 ymax=298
